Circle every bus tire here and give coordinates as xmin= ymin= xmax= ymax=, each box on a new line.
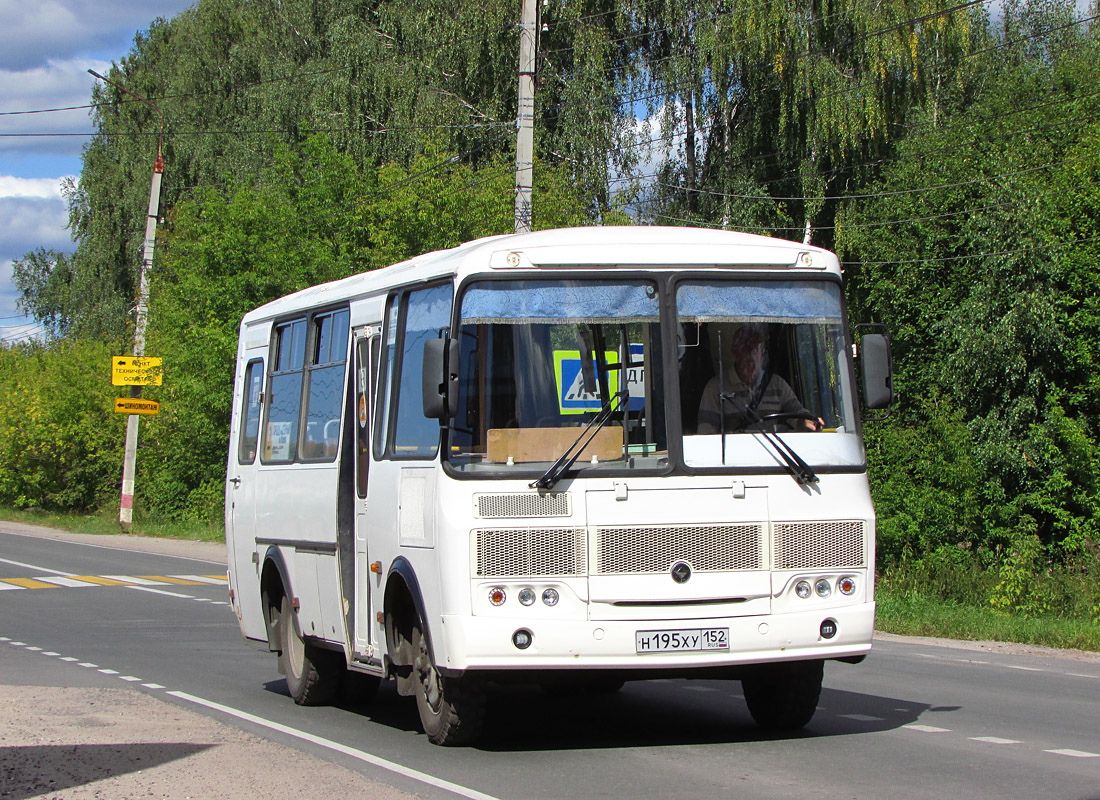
xmin=412 ymin=623 xmax=486 ymax=746
xmin=741 ymin=659 xmax=823 ymax=731
xmin=279 ymin=595 xmax=342 ymax=706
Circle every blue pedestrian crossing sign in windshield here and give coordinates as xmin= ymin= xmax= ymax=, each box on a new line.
xmin=553 ymin=345 xmax=645 ymax=415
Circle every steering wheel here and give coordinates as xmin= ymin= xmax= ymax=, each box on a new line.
xmin=753 ymin=411 xmax=822 ymax=431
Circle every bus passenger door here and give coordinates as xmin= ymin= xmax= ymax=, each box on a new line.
xmin=227 ymin=354 xmax=266 ymax=640
xmin=351 ymin=329 xmax=381 ymax=661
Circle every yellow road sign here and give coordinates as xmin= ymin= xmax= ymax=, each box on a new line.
xmin=114 ymin=398 xmax=160 ymax=415
xmin=111 ymin=356 xmax=163 ymax=386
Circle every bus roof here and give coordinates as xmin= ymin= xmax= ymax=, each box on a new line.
xmin=240 ymin=225 xmax=839 ymax=325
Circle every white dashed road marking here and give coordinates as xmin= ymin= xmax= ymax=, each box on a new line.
xmin=0 ymin=636 xmax=503 ymax=800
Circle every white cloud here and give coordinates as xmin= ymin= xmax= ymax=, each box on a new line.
xmin=0 ymin=195 xmax=72 ymax=324
xmin=0 ymin=195 xmax=73 ymax=260
xmin=0 ymin=58 xmax=111 ymax=157
xmin=0 ymin=175 xmax=72 ymax=199
xmin=0 ymin=0 xmax=196 ymax=70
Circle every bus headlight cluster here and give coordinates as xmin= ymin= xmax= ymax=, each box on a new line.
xmin=792 ymin=576 xmax=857 ymax=599
xmin=488 ymin=586 xmax=561 ymax=607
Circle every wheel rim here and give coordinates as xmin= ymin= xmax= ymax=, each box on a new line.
xmin=284 ymin=604 xmax=304 ymax=681
xmin=415 ymin=631 xmax=443 ymax=712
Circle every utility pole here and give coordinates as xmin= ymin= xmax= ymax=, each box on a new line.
xmin=89 ymin=69 xmax=165 ymax=530
xmin=515 ymin=0 xmax=537 ymax=233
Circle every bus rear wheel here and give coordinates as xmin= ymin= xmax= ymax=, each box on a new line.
xmin=412 ymin=623 xmax=486 ymax=746
xmin=741 ymin=659 xmax=823 ymax=731
xmin=278 ymin=595 xmax=343 ymax=705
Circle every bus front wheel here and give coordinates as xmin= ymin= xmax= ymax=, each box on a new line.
xmin=278 ymin=595 xmax=342 ymax=705
xmin=741 ymin=659 xmax=823 ymax=731
xmin=412 ymin=623 xmax=486 ymax=745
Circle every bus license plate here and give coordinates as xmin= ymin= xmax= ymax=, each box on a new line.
xmin=635 ymin=628 xmax=729 ymax=654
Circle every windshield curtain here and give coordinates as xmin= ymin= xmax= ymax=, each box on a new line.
xmin=447 ymin=279 xmax=666 ymax=476
xmin=676 ymin=279 xmax=863 ymax=469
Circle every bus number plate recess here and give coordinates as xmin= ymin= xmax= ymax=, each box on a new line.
xmin=635 ymin=628 xmax=730 ymax=654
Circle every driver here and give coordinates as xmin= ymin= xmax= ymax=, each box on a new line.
xmin=697 ymin=323 xmax=820 ymax=434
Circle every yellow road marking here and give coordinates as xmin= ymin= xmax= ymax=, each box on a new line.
xmin=202 ymin=574 xmax=228 ymax=581
xmin=71 ymin=576 xmax=133 ymax=586
xmin=1 ymin=578 xmax=61 ymax=589
xmin=137 ymin=575 xmax=206 ymax=585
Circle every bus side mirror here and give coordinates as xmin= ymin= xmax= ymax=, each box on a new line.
xmin=859 ymin=332 xmax=894 ymax=411
xmin=423 ymin=338 xmax=460 ymax=420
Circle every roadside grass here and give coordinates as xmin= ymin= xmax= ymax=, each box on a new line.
xmin=875 ymin=588 xmax=1100 ymax=653
xmin=0 ymin=506 xmax=224 ymax=544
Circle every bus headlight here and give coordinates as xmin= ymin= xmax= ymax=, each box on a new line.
xmin=815 ymin=578 xmax=832 ymax=597
xmin=542 ymin=588 xmax=560 ymax=606
xmin=518 ymin=588 xmax=536 ymax=606
xmin=795 ymin=580 xmax=812 ymax=599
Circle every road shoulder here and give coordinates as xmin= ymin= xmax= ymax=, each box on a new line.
xmin=0 ymin=519 xmax=227 ymax=564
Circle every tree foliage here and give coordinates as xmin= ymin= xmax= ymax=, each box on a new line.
xmin=843 ymin=4 xmax=1100 ymax=580
xmin=0 ymin=339 xmax=124 ymax=511
xmin=7 ymin=0 xmax=1100 ymax=616
xmin=136 ymin=135 xmax=592 ymax=521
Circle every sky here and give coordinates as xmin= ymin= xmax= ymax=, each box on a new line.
xmin=0 ymin=0 xmax=197 ymax=343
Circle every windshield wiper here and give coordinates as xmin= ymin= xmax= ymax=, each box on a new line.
xmin=531 ymin=389 xmax=627 ymax=491
xmin=719 ymin=393 xmax=819 ymax=486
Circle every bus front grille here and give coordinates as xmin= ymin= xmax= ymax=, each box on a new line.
xmin=593 ymin=524 xmax=765 ymax=574
xmin=773 ymin=520 xmax=865 ymax=569
xmin=474 ymin=528 xmax=587 ymax=577
xmin=473 ymin=492 xmax=571 ymax=519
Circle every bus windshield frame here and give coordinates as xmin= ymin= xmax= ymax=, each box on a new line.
xmin=442 ymin=271 xmax=865 ymax=480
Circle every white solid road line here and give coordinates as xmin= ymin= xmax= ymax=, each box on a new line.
xmin=126 ymin=585 xmax=194 ymax=599
xmin=0 ymin=556 xmax=78 ymax=576
xmin=167 ymin=690 xmax=503 ymax=800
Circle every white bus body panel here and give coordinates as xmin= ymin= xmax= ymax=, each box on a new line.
xmin=225 ymin=227 xmax=874 ymax=677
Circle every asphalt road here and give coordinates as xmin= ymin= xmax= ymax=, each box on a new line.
xmin=2 ymin=524 xmax=1099 ymax=800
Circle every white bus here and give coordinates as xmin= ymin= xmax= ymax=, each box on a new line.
xmin=225 ymin=225 xmax=893 ymax=745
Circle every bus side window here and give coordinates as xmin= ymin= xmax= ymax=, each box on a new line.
xmin=379 ymin=283 xmax=453 ymax=460
xmin=262 ymin=318 xmax=306 ymax=462
xmin=238 ymin=358 xmax=264 ymax=464
xmin=302 ymin=308 xmax=350 ymax=460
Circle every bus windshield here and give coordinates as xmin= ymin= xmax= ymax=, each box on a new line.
xmin=676 ymin=278 xmax=863 ymax=469
xmin=447 ymin=278 xmax=667 ymax=476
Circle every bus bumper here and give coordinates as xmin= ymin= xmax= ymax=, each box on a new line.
xmin=438 ymin=601 xmax=875 ymax=672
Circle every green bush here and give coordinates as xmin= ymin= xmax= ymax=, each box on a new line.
xmin=0 ymin=339 xmax=124 ymax=511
